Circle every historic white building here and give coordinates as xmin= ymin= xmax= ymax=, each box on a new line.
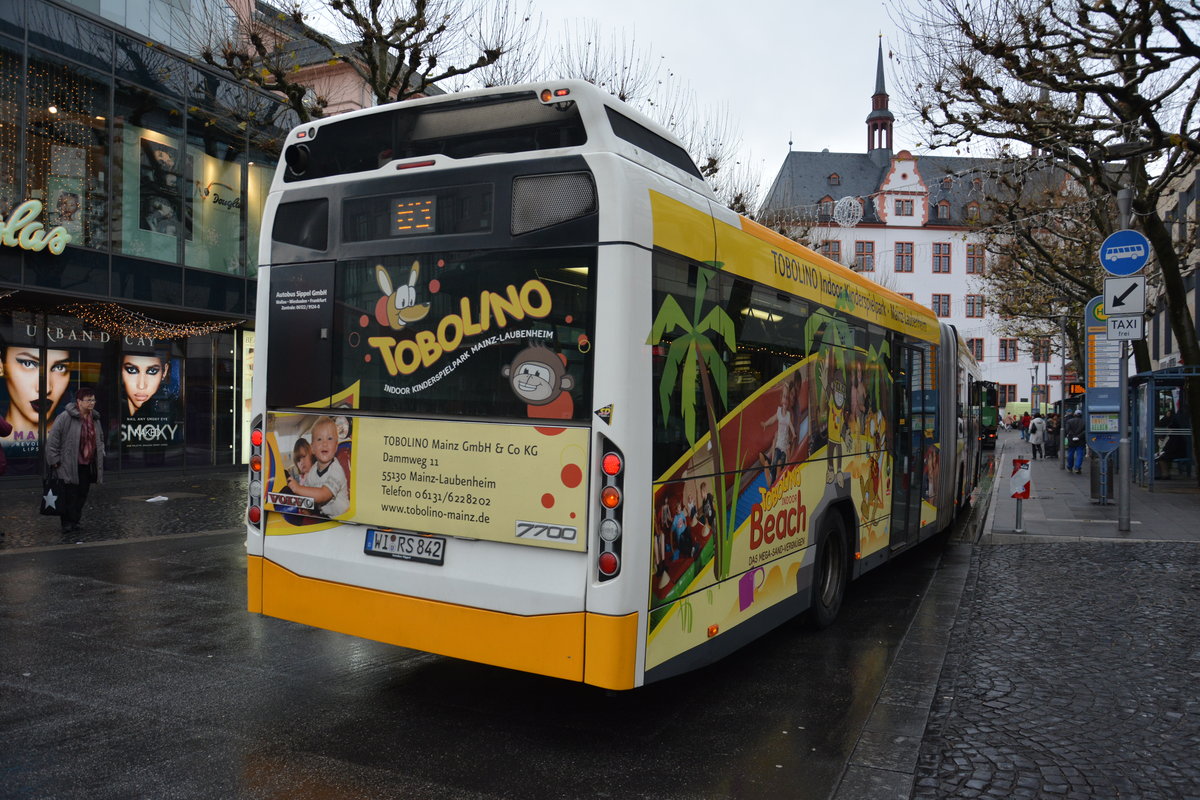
xmin=758 ymin=43 xmax=1065 ymax=415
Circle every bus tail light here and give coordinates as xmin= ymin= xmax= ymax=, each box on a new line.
xmin=596 ymin=436 xmax=624 ymax=582
xmin=247 ymin=413 xmax=264 ymax=529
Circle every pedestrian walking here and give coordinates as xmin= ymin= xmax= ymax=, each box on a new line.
xmin=45 ymin=386 xmax=105 ymax=533
xmin=1029 ymin=413 xmax=1046 ymax=459
xmin=1020 ymin=411 xmax=1031 ymax=441
xmin=1064 ymin=410 xmax=1086 ymax=473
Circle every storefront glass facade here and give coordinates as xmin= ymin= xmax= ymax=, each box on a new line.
xmin=0 ymin=0 xmax=293 ymax=479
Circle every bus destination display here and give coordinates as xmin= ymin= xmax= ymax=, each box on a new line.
xmin=394 ymin=195 xmax=436 ymax=236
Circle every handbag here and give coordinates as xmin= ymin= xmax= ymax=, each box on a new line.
xmin=40 ymin=476 xmax=66 ymax=516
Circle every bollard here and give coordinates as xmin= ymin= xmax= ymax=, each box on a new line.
xmin=1010 ymin=458 xmax=1031 ymax=534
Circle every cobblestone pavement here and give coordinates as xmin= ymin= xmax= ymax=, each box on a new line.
xmin=0 ymin=470 xmax=246 ymax=550
xmin=913 ymin=541 xmax=1200 ymax=800
xmin=905 ymin=430 xmax=1200 ymax=800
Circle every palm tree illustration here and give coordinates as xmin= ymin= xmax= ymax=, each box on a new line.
xmin=650 ymin=262 xmax=737 ymax=580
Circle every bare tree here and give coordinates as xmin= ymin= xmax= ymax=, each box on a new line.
xmin=192 ymin=0 xmax=538 ymax=122
xmin=892 ymin=0 xmax=1200 ymax=482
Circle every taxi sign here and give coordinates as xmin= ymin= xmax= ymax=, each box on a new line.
xmin=1106 ymin=315 xmax=1144 ymax=341
xmin=1099 ymin=229 xmax=1151 ymax=276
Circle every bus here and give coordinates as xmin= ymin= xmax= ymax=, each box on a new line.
xmin=245 ymin=81 xmax=982 ymax=689
xmin=975 ymin=380 xmax=999 ymax=448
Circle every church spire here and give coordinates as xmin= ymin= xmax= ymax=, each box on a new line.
xmin=866 ymin=38 xmax=894 ymax=157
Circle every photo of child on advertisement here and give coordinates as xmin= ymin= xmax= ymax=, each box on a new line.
xmin=267 ymin=414 xmax=353 ymax=523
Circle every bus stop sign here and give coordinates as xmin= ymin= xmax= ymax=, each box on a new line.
xmin=1099 ymin=229 xmax=1151 ymax=276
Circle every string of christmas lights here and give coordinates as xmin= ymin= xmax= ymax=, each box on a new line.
xmin=59 ymin=302 xmax=243 ymax=340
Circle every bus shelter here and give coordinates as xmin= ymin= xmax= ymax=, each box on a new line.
xmin=1132 ymin=366 xmax=1197 ymax=489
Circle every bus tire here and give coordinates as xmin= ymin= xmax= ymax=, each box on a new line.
xmin=808 ymin=513 xmax=849 ymax=629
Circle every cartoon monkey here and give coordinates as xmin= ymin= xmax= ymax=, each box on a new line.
xmin=375 ymin=261 xmax=430 ymax=329
xmin=502 ymin=344 xmax=575 ymax=419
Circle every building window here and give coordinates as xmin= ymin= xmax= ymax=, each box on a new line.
xmin=933 ymin=242 xmax=952 ymax=272
xmin=966 ymin=202 xmax=980 ymax=222
xmin=828 ymin=173 xmax=840 ymax=185
xmin=965 ymin=294 xmax=984 ymax=317
xmin=854 ymin=240 xmax=875 ymax=271
xmin=967 ymin=243 xmax=985 ymax=273
xmin=942 ymin=177 xmax=953 ymax=190
xmin=1031 ymin=338 xmax=1051 ymax=362
xmin=894 ymin=198 xmax=914 ymax=216
xmin=967 ymin=338 xmax=984 ymax=361
xmin=819 ymin=240 xmax=841 ymax=263
xmin=931 ymin=293 xmax=951 ymax=317
xmin=819 ymin=196 xmax=834 ymax=217
xmin=972 ymin=177 xmax=983 ymax=192
xmin=936 ymin=201 xmax=950 ymax=220
xmin=900 ymin=292 xmax=913 ymax=300
xmin=1000 ymin=384 xmax=1017 ymax=405
xmin=999 ymin=338 xmax=1018 ymax=362
xmin=895 ymin=242 xmax=914 ymax=272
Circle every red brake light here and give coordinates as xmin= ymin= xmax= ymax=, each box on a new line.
xmin=554 ymin=88 xmax=570 ymax=97
xmin=250 ymin=455 xmax=262 ymax=472
xmin=602 ymin=453 xmax=623 ymax=476
xmin=598 ymin=551 xmax=619 ymax=576
xmin=248 ymin=506 xmax=261 ymax=524
xmin=251 ymin=429 xmax=263 ymax=447
xmin=397 ymin=159 xmax=436 ymax=170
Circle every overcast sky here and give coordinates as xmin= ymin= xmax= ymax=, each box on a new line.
xmin=539 ymin=0 xmax=925 ymax=187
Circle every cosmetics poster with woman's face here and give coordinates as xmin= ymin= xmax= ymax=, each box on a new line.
xmin=119 ymin=350 xmax=183 ymax=460
xmin=1 ymin=320 xmax=72 ymax=475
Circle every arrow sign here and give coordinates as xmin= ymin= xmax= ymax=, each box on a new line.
xmin=1104 ymin=276 xmax=1145 ymax=315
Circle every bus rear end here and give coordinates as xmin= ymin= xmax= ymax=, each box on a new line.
xmin=245 ymin=85 xmax=648 ymax=689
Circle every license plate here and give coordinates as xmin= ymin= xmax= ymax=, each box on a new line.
xmin=364 ymin=529 xmax=445 ymax=566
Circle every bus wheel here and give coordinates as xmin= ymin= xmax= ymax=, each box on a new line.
xmin=808 ymin=514 xmax=848 ymax=629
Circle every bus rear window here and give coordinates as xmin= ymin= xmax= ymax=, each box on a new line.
xmin=329 ymin=248 xmax=594 ymax=422
xmin=284 ymin=92 xmax=588 ymax=182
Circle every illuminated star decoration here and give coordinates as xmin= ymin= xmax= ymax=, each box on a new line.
xmin=43 ymin=486 xmax=58 ymax=510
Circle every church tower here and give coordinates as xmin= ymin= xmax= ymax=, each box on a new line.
xmin=866 ymin=40 xmax=894 ymax=164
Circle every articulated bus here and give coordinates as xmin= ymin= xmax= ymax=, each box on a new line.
xmin=975 ymin=380 xmax=999 ymax=448
xmin=245 ymin=81 xmax=982 ymax=689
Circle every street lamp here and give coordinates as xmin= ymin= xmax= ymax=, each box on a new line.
xmin=1029 ymin=364 xmax=1040 ymax=415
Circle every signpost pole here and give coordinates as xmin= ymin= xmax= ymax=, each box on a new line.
xmin=1118 ymin=340 xmax=1131 ymax=532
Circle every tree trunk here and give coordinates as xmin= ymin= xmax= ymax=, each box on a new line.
xmin=695 ymin=351 xmax=729 ymax=580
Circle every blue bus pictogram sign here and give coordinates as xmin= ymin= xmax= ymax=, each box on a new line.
xmin=1099 ymin=229 xmax=1151 ymax=276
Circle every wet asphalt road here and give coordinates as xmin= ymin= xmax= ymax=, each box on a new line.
xmin=0 ymin=493 xmax=959 ymax=800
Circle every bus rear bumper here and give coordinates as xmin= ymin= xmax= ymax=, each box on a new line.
xmin=248 ymin=556 xmax=638 ymax=689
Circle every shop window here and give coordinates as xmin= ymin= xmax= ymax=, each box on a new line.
xmin=23 ymin=51 xmax=111 ymax=252
xmin=0 ymin=41 xmax=22 ymax=223
xmin=27 ymin=0 xmax=114 ymax=73
xmin=185 ymin=93 xmax=247 ymax=274
xmin=113 ymin=79 xmax=184 ymax=263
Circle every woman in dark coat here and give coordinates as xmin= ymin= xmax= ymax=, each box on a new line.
xmin=45 ymin=387 xmax=105 ymax=533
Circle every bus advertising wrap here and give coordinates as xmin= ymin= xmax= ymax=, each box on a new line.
xmin=263 ymin=411 xmax=590 ymax=552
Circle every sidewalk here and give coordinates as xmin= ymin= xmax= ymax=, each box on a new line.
xmin=0 ymin=469 xmax=247 ymax=552
xmin=905 ymin=430 xmax=1200 ymax=799
xmin=985 ymin=430 xmax=1200 ymax=544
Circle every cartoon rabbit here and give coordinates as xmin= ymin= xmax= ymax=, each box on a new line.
xmin=375 ymin=260 xmax=430 ymax=329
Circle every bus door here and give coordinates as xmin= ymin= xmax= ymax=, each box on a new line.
xmin=890 ymin=344 xmax=924 ymax=549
